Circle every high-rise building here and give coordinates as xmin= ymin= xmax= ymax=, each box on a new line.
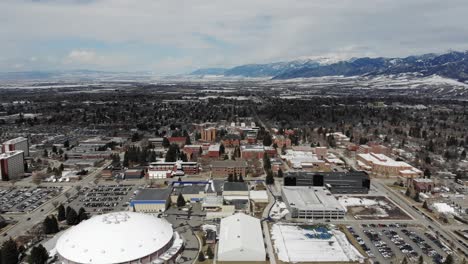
xmin=0 ymin=151 xmax=25 ymax=181
xmin=201 ymin=127 xmax=216 ymax=142
xmin=2 ymin=137 xmax=29 ymax=157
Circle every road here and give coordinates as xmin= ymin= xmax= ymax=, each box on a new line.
xmin=0 ymin=160 xmax=112 ymax=243
xmin=262 ymin=184 xmax=277 ymax=264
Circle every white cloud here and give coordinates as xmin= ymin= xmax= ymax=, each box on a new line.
xmin=0 ymin=0 xmax=468 ymax=72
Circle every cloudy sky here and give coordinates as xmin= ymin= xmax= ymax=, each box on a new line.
xmin=1 ymin=0 xmax=468 ymax=74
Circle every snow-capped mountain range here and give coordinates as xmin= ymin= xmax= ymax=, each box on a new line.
xmin=191 ymin=51 xmax=468 ymax=82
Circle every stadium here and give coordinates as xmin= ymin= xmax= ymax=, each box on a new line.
xmin=55 ymin=212 xmax=183 ymax=264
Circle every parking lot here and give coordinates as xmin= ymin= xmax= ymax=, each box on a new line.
xmin=67 ymin=184 xmax=138 ymax=214
xmin=347 ymin=224 xmax=450 ymax=264
xmin=0 ymin=187 xmax=63 ymax=213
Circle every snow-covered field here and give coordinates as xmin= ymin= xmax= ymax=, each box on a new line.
xmin=271 ymin=224 xmax=364 ymax=263
xmin=269 ymin=201 xmax=289 ymax=220
xmin=338 ymin=196 xmax=388 ymax=211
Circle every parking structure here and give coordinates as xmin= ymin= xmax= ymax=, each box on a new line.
xmin=0 ymin=187 xmax=63 ymax=213
xmin=67 ymin=184 xmax=138 ymax=215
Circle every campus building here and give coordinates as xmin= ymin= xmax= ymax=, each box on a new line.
xmin=283 ymin=171 xmax=371 ymax=194
xmin=281 ymin=186 xmax=346 ymax=219
xmin=211 ymin=160 xmax=248 ymax=177
xmin=0 ymin=151 xmax=25 ymax=181
xmin=357 ymin=152 xmax=422 ymax=177
xmin=131 ymin=188 xmax=172 ymax=213
xmin=2 ymin=137 xmax=29 ymax=156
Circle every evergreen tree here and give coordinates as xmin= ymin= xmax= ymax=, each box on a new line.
xmin=66 ymin=208 xmax=78 ymax=225
xmin=206 ymin=246 xmax=214 ymax=259
xmin=198 ymin=251 xmax=205 ymax=262
xmin=42 ymin=149 xmax=48 ymax=158
xmin=263 ymin=133 xmax=272 ymax=146
xmin=165 ymin=144 xmax=179 ymax=162
xmin=52 ymin=146 xmax=57 ymax=154
xmin=185 ymin=136 xmax=191 ymax=145
xmin=177 ymin=193 xmax=186 ymax=207
xmin=266 ymin=170 xmax=275 ymax=185
xmin=401 ymin=257 xmax=408 ymax=264
xmin=263 ymin=153 xmax=271 ymax=171
xmin=278 ymin=168 xmax=284 ymax=178
xmin=227 ymin=174 xmax=234 ymax=182
xmin=1 ymin=238 xmax=19 ymax=264
xmin=233 ymin=173 xmax=238 ymax=182
xmin=64 ymin=140 xmax=70 ymax=148
xmin=238 ymin=174 xmax=244 ymax=182
xmin=57 ymin=204 xmax=66 ymax=221
xmin=424 ymin=168 xmax=431 ymax=178
xmin=418 ymin=255 xmax=424 ymax=264
xmin=443 ymin=254 xmax=454 ymax=264
xmin=162 ymin=137 xmax=170 ymax=148
xmin=28 ymin=244 xmax=49 ymax=264
xmin=78 ymin=208 xmax=88 ymax=223
xmin=219 ymin=144 xmax=225 ymax=155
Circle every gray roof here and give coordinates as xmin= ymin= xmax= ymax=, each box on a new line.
xmin=133 ymin=188 xmax=172 ymax=201
xmin=223 ymin=182 xmax=248 ymax=192
xmin=173 ymin=185 xmax=206 ymax=195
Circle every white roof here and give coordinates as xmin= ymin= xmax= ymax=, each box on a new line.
xmin=218 ymin=213 xmax=266 ymax=261
xmin=249 ymin=190 xmax=268 ymax=201
xmin=282 ymin=186 xmax=345 ymax=211
xmin=56 ymin=212 xmax=173 ymax=264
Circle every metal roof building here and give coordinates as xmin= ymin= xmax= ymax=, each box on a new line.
xmin=217 ymin=213 xmax=266 ymax=262
xmin=56 ymin=212 xmax=181 ymax=263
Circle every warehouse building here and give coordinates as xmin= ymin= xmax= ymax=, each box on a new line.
xmin=131 ymin=188 xmax=172 ymax=213
xmin=281 ymin=186 xmax=346 ymax=219
xmin=217 ymin=213 xmax=266 ymax=262
xmin=284 ymin=171 xmax=370 ymax=194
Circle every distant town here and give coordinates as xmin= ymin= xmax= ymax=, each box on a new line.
xmin=0 ymin=79 xmax=466 ymax=264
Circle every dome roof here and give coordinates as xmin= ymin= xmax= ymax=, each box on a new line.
xmin=56 ymin=212 xmax=173 ymax=264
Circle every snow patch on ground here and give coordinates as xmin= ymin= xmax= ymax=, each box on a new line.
xmin=269 ymin=201 xmax=289 ymax=220
xmin=432 ymin=203 xmax=456 ymax=215
xmin=338 ymin=196 xmax=387 ymax=210
xmin=271 ymin=224 xmax=365 ymax=263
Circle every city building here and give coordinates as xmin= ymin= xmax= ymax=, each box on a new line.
xmin=0 ymin=151 xmax=25 ymax=181
xmin=281 ymin=149 xmax=330 ymax=171
xmin=357 ymin=153 xmax=422 ymax=177
xmin=273 ymin=135 xmax=291 ymax=148
xmin=171 ymin=184 xmax=207 ymax=203
xmin=201 ymin=127 xmax=217 ymax=142
xmin=281 ymin=186 xmax=346 ymax=219
xmin=148 ymin=138 xmax=164 ymax=147
xmin=147 ymin=161 xmax=199 ymax=179
xmin=207 ymin=144 xmax=221 ymax=158
xmin=240 ymin=145 xmax=275 ymax=159
xmin=182 ymin=145 xmax=203 ymax=160
xmin=407 ymin=178 xmax=435 ymax=197
xmin=124 ymin=169 xmax=144 ymax=180
xmin=55 ymin=212 xmax=182 ymax=264
xmin=211 ymin=160 xmax=248 ymax=177
xmin=131 ymin=188 xmax=172 ymax=213
xmin=217 ymin=213 xmax=266 ymax=262
xmin=223 ymin=182 xmax=249 ymax=212
xmin=325 ymin=132 xmax=350 ymax=147
xmin=2 ymin=137 xmax=29 ymax=156
xmin=167 ymin=137 xmax=186 ymax=148
xmin=222 ymin=134 xmax=241 ymax=147
xmin=284 ymin=171 xmax=371 ymax=194
xmin=357 ymin=143 xmax=391 ymax=156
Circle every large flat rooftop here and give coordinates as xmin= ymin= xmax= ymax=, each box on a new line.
xmin=282 ymin=186 xmax=345 ymax=211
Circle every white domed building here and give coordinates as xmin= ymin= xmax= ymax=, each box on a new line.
xmin=55 ymin=212 xmax=183 ymax=264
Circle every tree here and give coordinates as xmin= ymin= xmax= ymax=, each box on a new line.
xmin=185 ymin=136 xmax=191 ymax=145
xmin=266 ymin=170 xmax=275 ymax=185
xmin=57 ymin=204 xmax=66 ymax=221
xmin=418 ymin=255 xmax=424 ymax=264
xmin=227 ymin=174 xmax=234 ymax=182
xmin=198 ymin=251 xmax=205 ymax=262
xmin=42 ymin=216 xmax=59 ymax=234
xmin=401 ymin=257 xmax=408 ymax=264
xmin=78 ymin=207 xmax=88 ymax=223
xmin=263 ymin=133 xmax=272 ymax=146
xmin=28 ymin=244 xmax=49 ymax=264
xmin=238 ymin=174 xmax=244 ymax=182
xmin=424 ymin=168 xmax=431 ymax=178
xmin=52 ymin=146 xmax=57 ymax=154
xmin=42 ymin=149 xmax=48 ymax=158
xmin=461 ymin=150 xmax=467 ymax=160
xmin=66 ymin=207 xmax=78 ymax=225
xmin=165 ymin=144 xmax=179 ymax=162
xmin=443 ymin=254 xmax=454 ymax=264
xmin=1 ymin=238 xmax=19 ymax=264
xmin=263 ymin=153 xmax=271 ymax=171
xmin=206 ymin=246 xmax=214 ymax=259
xmin=177 ymin=193 xmax=186 ymax=207
xmin=278 ymin=168 xmax=284 ymax=178
xmin=162 ymin=137 xmax=170 ymax=148
xmin=219 ymin=144 xmax=225 ymax=155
